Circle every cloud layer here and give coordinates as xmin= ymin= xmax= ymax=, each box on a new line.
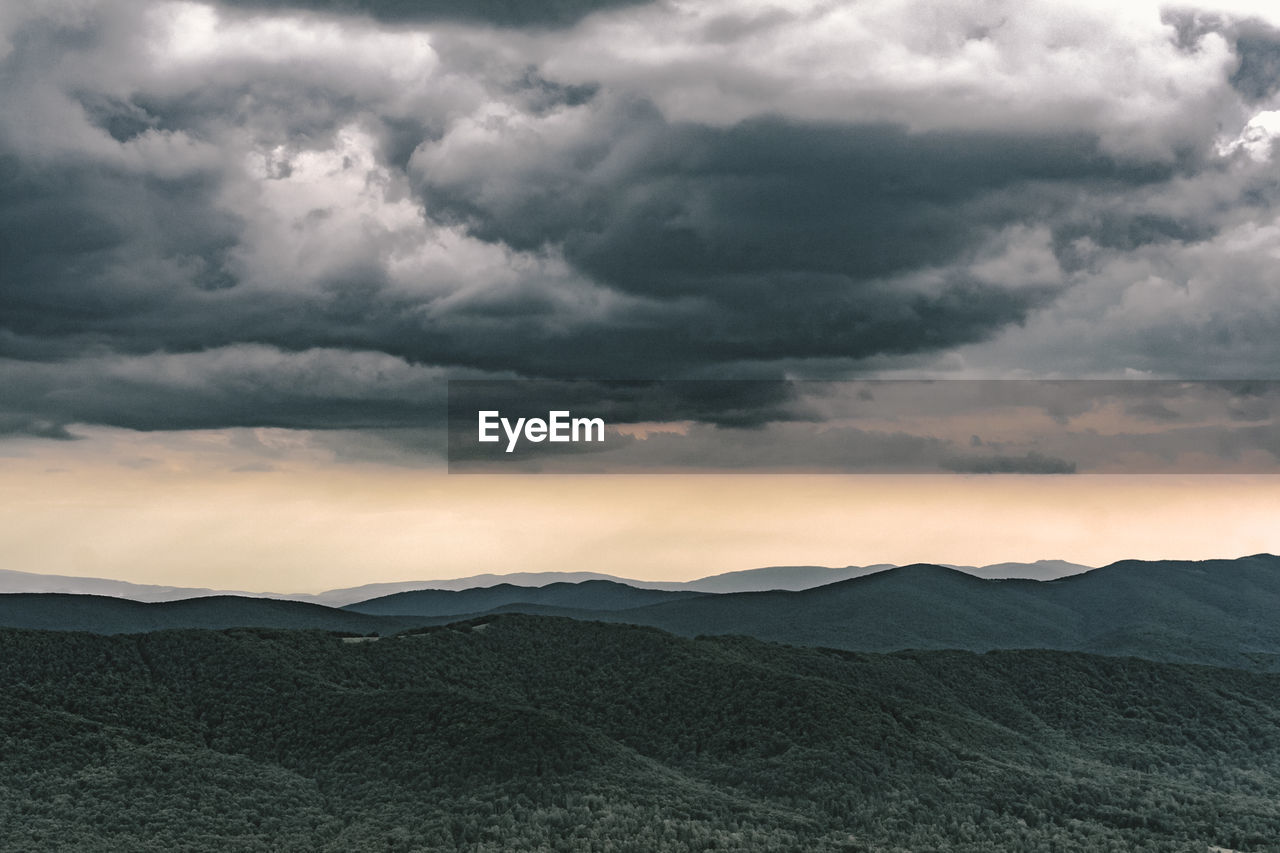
xmin=4 ymin=0 xmax=1280 ymax=455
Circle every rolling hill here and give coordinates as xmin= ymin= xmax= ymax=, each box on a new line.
xmin=5 ymin=556 xmax=1280 ymax=672
xmin=2 ymin=615 xmax=1279 ymax=851
xmin=535 ymin=555 xmax=1280 ymax=670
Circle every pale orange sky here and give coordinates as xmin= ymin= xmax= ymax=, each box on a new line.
xmin=2 ymin=428 xmax=1278 ymax=592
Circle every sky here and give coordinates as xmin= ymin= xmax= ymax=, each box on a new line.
xmin=4 ymin=0 xmax=1280 ymax=589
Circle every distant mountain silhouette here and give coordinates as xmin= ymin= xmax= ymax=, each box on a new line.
xmin=944 ymin=559 xmax=1091 ymax=581
xmin=345 ymin=580 xmax=703 ymax=617
xmin=0 ymin=594 xmax=417 ymax=634
xmin=0 ymin=568 xmax=668 ymax=606
xmin=676 ymin=564 xmax=896 ymax=592
xmin=7 ymin=556 xmax=1280 ymax=671
xmin=312 ymin=572 xmax=676 ymax=605
xmin=0 ymin=569 xmax=282 ymax=603
xmin=326 ymin=561 xmax=1091 ymax=598
xmin=0 ymin=561 xmax=1092 ymax=603
xmin=675 ymin=560 xmax=1091 ymax=591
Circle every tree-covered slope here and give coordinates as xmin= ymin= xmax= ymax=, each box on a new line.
xmin=540 ymin=555 xmax=1280 ymax=670
xmin=3 ymin=616 xmax=1280 ymax=851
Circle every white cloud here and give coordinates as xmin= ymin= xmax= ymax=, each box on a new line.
xmin=535 ymin=0 xmax=1240 ymax=159
xmin=146 ymin=2 xmax=438 ymax=81
xmin=941 ymin=208 xmax=1280 ymax=377
xmin=1217 ymin=110 xmax=1280 ymax=161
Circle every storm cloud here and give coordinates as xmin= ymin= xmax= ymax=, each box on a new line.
xmin=2 ymin=0 xmax=1280 ymax=457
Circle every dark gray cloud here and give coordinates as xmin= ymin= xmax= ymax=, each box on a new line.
xmin=218 ymin=0 xmax=652 ymax=28
xmin=1229 ymin=20 xmax=1280 ymax=101
xmin=0 ymin=110 xmax=1181 ymax=377
xmin=0 ymin=347 xmax=455 ymax=433
xmin=413 ymin=109 xmax=1190 ymax=371
xmin=418 ymin=110 xmax=1166 ymax=283
xmin=0 ymin=107 xmax=1154 ymax=381
xmin=0 ymin=158 xmax=243 ymax=360
xmin=0 ymin=0 xmax=1276 ymax=456
xmin=0 ymin=415 xmax=79 ymax=441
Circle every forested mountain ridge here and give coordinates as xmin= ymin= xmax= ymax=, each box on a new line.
xmin=503 ymin=555 xmax=1280 ymax=671
xmin=4 ymin=556 xmax=1280 ymax=673
xmin=2 ymin=615 xmax=1279 ymax=851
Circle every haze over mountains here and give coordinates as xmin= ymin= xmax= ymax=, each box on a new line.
xmin=3 ymin=555 xmax=1280 ymax=672
xmin=0 ymin=559 xmax=1091 ymax=604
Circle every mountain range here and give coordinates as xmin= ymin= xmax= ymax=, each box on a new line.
xmin=0 ymin=559 xmax=1091 ymax=604
xmin=5 ymin=555 xmax=1280 ymax=848
xmin=557 ymin=556 xmax=1280 ymax=670
xmin=2 ymin=555 xmax=1279 ymax=672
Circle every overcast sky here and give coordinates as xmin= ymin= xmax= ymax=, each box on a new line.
xmin=4 ymin=0 xmax=1280 ymax=584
